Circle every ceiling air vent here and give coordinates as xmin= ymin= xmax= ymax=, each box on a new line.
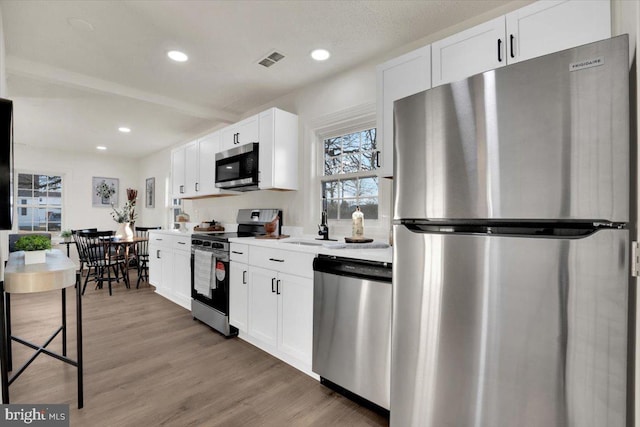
xmin=258 ymin=51 xmax=285 ymax=68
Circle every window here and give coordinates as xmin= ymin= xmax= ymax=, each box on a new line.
xmin=16 ymin=173 xmax=63 ymax=231
xmin=321 ymin=128 xmax=378 ymax=220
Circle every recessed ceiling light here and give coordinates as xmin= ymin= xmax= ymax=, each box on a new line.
xmin=311 ymin=49 xmax=331 ymax=61
xmin=118 ymin=127 xmax=131 ymax=133
xmin=167 ymin=50 xmax=188 ymax=62
xmin=96 ymin=146 xmax=107 ymax=151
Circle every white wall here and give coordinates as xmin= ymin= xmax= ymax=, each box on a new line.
xmin=136 ymin=146 xmax=172 ymax=229
xmin=14 ymin=143 xmax=139 ymax=232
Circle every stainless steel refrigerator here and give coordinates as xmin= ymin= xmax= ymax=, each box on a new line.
xmin=392 ymin=35 xmax=630 ymax=427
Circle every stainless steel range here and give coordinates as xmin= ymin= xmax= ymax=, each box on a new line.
xmin=190 ymin=208 xmax=282 ymax=337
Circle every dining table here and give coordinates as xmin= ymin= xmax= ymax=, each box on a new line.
xmin=99 ymin=236 xmax=148 ymax=286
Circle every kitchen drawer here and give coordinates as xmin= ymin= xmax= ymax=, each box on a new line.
xmin=230 ymin=243 xmax=249 ymax=263
xmin=249 ymin=246 xmax=314 ymax=278
xmin=148 ymin=232 xmax=172 ymax=248
xmin=172 ymin=235 xmax=191 ymax=252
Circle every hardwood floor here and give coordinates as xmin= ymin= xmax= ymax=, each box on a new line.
xmin=5 ymin=273 xmax=389 ymax=426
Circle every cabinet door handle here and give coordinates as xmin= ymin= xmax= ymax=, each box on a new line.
xmin=375 ymin=150 xmax=381 ymax=168
xmin=276 ymin=279 xmax=281 ymax=295
xmin=497 ymin=38 xmax=503 ymax=63
xmin=195 ymin=182 xmax=199 ymax=192
xmin=269 ymin=258 xmax=285 ymax=263
xmin=155 ymin=238 xmax=163 ymax=241
xmin=271 ymin=277 xmax=276 ymax=293
xmin=156 ymin=250 xmax=161 ymax=259
xmin=509 ymin=34 xmax=515 ymax=59
xmin=242 ymin=270 xmax=247 ymax=284
xmin=231 ymin=250 xmax=244 ymax=255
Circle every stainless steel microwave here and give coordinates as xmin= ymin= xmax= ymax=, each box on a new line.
xmin=215 ymin=142 xmax=259 ymax=191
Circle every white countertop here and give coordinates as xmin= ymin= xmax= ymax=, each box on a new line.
xmin=229 ymin=235 xmax=392 ymax=264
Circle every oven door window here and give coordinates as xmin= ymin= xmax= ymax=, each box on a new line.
xmin=191 ymin=254 xmax=229 ymax=314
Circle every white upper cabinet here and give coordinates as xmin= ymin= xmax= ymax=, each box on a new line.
xmin=184 ymin=140 xmax=198 ymax=197
xmin=170 ymin=145 xmax=187 ymax=196
xmin=258 ymin=108 xmax=299 ymax=190
xmin=506 ymin=0 xmax=611 ymax=64
xmin=431 ymin=0 xmax=611 ymax=87
xmin=220 ymin=114 xmax=259 ymax=152
xmin=171 ymin=131 xmax=224 ymax=198
xmin=432 ymin=17 xmax=505 ymax=87
xmin=376 ymin=45 xmax=431 ymax=178
xmin=196 ymin=131 xmax=220 ymax=195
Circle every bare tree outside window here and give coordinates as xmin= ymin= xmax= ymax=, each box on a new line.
xmin=322 ymin=128 xmax=378 ymax=220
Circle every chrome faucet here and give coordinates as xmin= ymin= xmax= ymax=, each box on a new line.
xmin=317 ymin=197 xmax=336 ymax=241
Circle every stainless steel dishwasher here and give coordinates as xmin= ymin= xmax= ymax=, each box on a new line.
xmin=312 ymin=254 xmax=392 ymax=412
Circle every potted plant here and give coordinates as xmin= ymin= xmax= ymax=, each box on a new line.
xmin=15 ymin=234 xmax=52 ymax=264
xmin=111 ymin=200 xmax=137 ymax=239
xmin=60 ymin=230 xmax=73 ymax=243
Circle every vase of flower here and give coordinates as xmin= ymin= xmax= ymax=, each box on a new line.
xmin=116 ymin=222 xmax=134 ymax=240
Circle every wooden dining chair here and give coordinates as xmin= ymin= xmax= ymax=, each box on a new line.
xmin=135 ymin=226 xmax=161 ymax=288
xmin=71 ymin=228 xmax=97 ymax=274
xmin=76 ymin=231 xmax=128 ymax=296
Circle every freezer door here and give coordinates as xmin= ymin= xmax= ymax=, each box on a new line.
xmin=394 ymin=35 xmax=628 ymax=223
xmin=391 ymin=225 xmax=628 ymax=427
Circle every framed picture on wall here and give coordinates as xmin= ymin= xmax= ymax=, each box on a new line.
xmin=92 ymin=177 xmax=118 ymax=207
xmin=145 ymin=177 xmax=155 ymax=208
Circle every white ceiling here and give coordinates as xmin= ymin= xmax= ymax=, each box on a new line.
xmin=1 ymin=0 xmax=518 ymax=159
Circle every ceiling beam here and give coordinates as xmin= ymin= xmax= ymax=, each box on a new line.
xmin=6 ymin=56 xmax=239 ymax=123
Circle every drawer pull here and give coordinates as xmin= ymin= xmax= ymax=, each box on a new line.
xmin=231 ymin=251 xmax=244 ymax=255
xmin=177 ymin=242 xmax=186 ymax=245
xmin=269 ymin=258 xmax=285 ymax=263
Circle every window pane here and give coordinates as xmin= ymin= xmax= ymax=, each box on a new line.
xmin=327 ymin=199 xmax=338 ymax=220
xmin=17 ymin=189 xmax=32 ymax=198
xmin=339 ymin=200 xmax=358 ymax=219
xmin=48 ymin=176 xmax=62 ymax=191
xmin=36 ymin=191 xmax=47 ymax=204
xmin=342 ymin=132 xmax=360 ymax=153
xmin=342 ymin=153 xmax=360 ymax=173
xmin=322 ymin=180 xmax=340 ymax=199
xmin=359 ymin=176 xmax=378 ymax=197
xmin=48 ymin=207 xmax=62 ymax=231
xmin=359 ymin=198 xmax=379 ymax=219
xmin=341 ymin=179 xmax=357 ymax=198
xmin=35 ymin=175 xmax=48 ymax=191
xmin=18 ymin=207 xmax=33 ymax=231
xmin=361 ymin=151 xmax=376 ymax=171
xmin=18 ymin=174 xmax=33 ymax=190
xmin=361 ymin=129 xmax=377 ymax=150
xmin=324 ymin=137 xmax=341 ymax=157
xmin=324 ymin=157 xmax=341 ymax=176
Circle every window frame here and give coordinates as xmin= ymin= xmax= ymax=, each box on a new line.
xmin=317 ymin=119 xmax=382 ymax=225
xmin=14 ymin=170 xmax=66 ymax=233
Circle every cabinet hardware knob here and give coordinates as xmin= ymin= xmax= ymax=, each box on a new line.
xmin=243 ymin=271 xmax=247 ymax=284
xmin=157 ymin=250 xmax=161 ymax=259
xmin=497 ymin=38 xmax=503 ymax=63
xmin=271 ymin=277 xmax=276 ymax=293
xmin=509 ymin=34 xmax=515 ymax=59
xmin=276 ymin=279 xmax=281 ymax=295
xmin=375 ymin=150 xmax=381 ymax=168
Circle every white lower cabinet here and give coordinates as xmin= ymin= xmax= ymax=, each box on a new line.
xmin=229 ymin=260 xmax=249 ymax=333
xmin=234 ymin=244 xmax=315 ymax=376
xmin=277 ymin=272 xmax=313 ymax=363
xmin=248 ymin=266 xmax=279 ymax=346
xmin=148 ymin=231 xmax=192 ymax=310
